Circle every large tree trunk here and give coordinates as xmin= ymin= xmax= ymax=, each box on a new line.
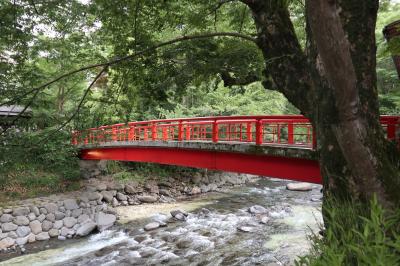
xmin=242 ymin=0 xmax=400 ymax=211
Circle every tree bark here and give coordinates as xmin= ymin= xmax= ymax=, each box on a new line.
xmin=243 ymin=0 xmax=400 ymax=210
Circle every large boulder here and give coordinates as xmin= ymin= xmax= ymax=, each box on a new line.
xmin=0 ymin=214 xmax=13 ymax=223
xmin=14 ymin=216 xmax=30 ymax=226
xmin=0 ymin=237 xmax=15 ymax=249
xmin=12 ymin=207 xmax=30 ymax=216
xmin=95 ymin=212 xmax=116 ymax=231
xmin=29 ymin=220 xmax=42 ymax=234
xmin=44 ymin=203 xmax=58 ymax=214
xmin=2 ymin=223 xmax=18 ymax=232
xmin=101 ymin=191 xmax=114 ymax=203
xmin=137 ymin=195 xmax=158 ymax=203
xmin=64 ymin=199 xmax=79 ymax=210
xmin=76 ymin=221 xmax=97 ymax=236
xmin=63 ymin=217 xmax=77 ymax=228
xmin=16 ymin=226 xmax=31 ymax=238
xmin=35 ymin=232 xmax=50 ymax=241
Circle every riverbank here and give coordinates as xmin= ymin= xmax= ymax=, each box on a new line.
xmin=1 ymin=178 xmax=322 ymax=265
xmin=0 ymin=170 xmax=257 ymax=254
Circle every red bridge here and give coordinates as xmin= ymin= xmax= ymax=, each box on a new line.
xmin=72 ymin=115 xmax=400 ymax=184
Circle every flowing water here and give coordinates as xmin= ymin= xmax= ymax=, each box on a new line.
xmin=0 ymin=178 xmax=322 ymax=266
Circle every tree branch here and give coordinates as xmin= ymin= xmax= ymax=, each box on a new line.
xmin=220 ymin=71 xmax=260 ymax=86
xmin=39 ymin=67 xmax=108 ymax=142
xmin=1 ymin=32 xmax=256 ymax=107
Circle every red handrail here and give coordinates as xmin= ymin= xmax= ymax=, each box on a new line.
xmin=71 ymin=115 xmax=400 ymax=150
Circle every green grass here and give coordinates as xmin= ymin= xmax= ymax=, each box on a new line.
xmin=0 ymin=164 xmax=81 ymax=204
xmin=296 ymin=196 xmax=400 ymax=266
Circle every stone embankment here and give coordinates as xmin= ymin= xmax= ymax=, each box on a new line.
xmin=0 ymin=172 xmax=255 ymax=252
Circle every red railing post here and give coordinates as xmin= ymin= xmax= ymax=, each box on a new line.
xmin=152 ymin=123 xmax=157 ymax=141
xmin=128 ymin=125 xmax=135 ymax=141
xmin=178 ymin=121 xmax=183 ymax=141
xmin=112 ymin=126 xmax=117 ymax=141
xmin=256 ymin=119 xmax=263 ymax=145
xmin=212 ymin=120 xmax=219 ymax=143
xmin=185 ymin=125 xmax=191 ymax=140
xmin=288 ymin=122 xmax=294 ymax=144
xmin=162 ymin=127 xmax=168 ymax=141
xmin=246 ymin=122 xmax=252 ymax=142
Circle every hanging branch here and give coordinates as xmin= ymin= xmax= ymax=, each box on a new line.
xmin=39 ymin=67 xmax=108 ymax=141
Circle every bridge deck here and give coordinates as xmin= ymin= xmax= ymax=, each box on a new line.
xmin=74 ymin=115 xmax=400 ymax=184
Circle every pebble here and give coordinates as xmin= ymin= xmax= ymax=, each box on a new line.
xmin=248 ymin=205 xmax=268 ymax=214
xmin=144 ymin=222 xmax=160 ymax=231
xmin=286 ymin=182 xmax=313 ymax=191
xmin=237 ymin=226 xmax=253 ymax=232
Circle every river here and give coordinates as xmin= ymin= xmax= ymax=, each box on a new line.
xmin=0 ymin=178 xmax=322 ymax=266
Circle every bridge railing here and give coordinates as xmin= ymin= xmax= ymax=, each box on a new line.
xmin=71 ymin=115 xmax=400 ymax=150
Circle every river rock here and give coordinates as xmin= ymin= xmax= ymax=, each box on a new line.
xmin=40 ymin=208 xmax=48 ymax=215
xmin=36 ymin=232 xmax=50 ymax=241
xmin=30 ymin=206 xmax=40 ymax=216
xmin=96 ymin=183 xmax=107 ymax=191
xmin=101 ymin=191 xmax=114 ymax=203
xmin=64 ymin=199 xmax=79 ymax=210
xmin=248 ymin=205 xmax=268 ymax=214
xmin=159 ymin=189 xmax=172 ymax=197
xmin=76 ymin=221 xmax=97 ymax=236
xmin=16 ymin=236 xmax=28 ymax=246
xmin=48 ymin=229 xmax=59 ymax=237
xmin=0 ymin=233 xmax=7 ymax=240
xmin=60 ymin=227 xmax=75 ymax=237
xmin=42 ymin=220 xmax=53 ymax=232
xmin=16 ymin=226 xmax=31 ymax=237
xmin=63 ymin=217 xmax=77 ymax=228
xmin=144 ymin=181 xmax=159 ymax=194
xmin=72 ymin=209 xmax=83 ymax=218
xmin=58 ymin=236 xmax=66 ymax=241
xmin=286 ymin=182 xmax=312 ymax=191
xmin=28 ymin=233 xmax=36 ymax=243
xmin=112 ymin=198 xmax=119 ymax=207
xmin=0 ymin=214 xmax=13 ymax=223
xmin=237 ymin=226 xmax=253 ymax=232
xmin=144 ymin=222 xmax=160 ymax=231
xmin=190 ymin=186 xmax=201 ymax=195
xmin=0 ymin=237 xmax=15 ymax=249
xmin=29 ymin=220 xmax=42 ymax=234
xmin=2 ymin=223 xmax=18 ymax=232
xmin=53 ymin=220 xmax=63 ymax=229
xmin=137 ymin=195 xmax=158 ymax=203
xmin=116 ymin=192 xmax=127 ymax=201
xmin=86 ymin=192 xmax=103 ymax=201
xmin=54 ymin=211 xmax=65 ymax=220
xmin=13 ymin=207 xmax=30 ymax=216
xmin=95 ymin=212 xmax=116 ymax=231
xmin=8 ymin=231 xmax=18 ymax=239
xmin=46 ymin=213 xmax=56 ymax=222
xmin=259 ymin=216 xmax=270 ymax=224
xmin=171 ymin=209 xmax=188 ymax=218
xmin=124 ymin=184 xmax=136 ymax=194
xmin=44 ymin=203 xmax=58 ymax=214
xmin=27 ymin=213 xmax=36 ymax=221
xmin=108 ymin=183 xmax=125 ymax=191
xmin=37 ymin=214 xmax=46 ymax=222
